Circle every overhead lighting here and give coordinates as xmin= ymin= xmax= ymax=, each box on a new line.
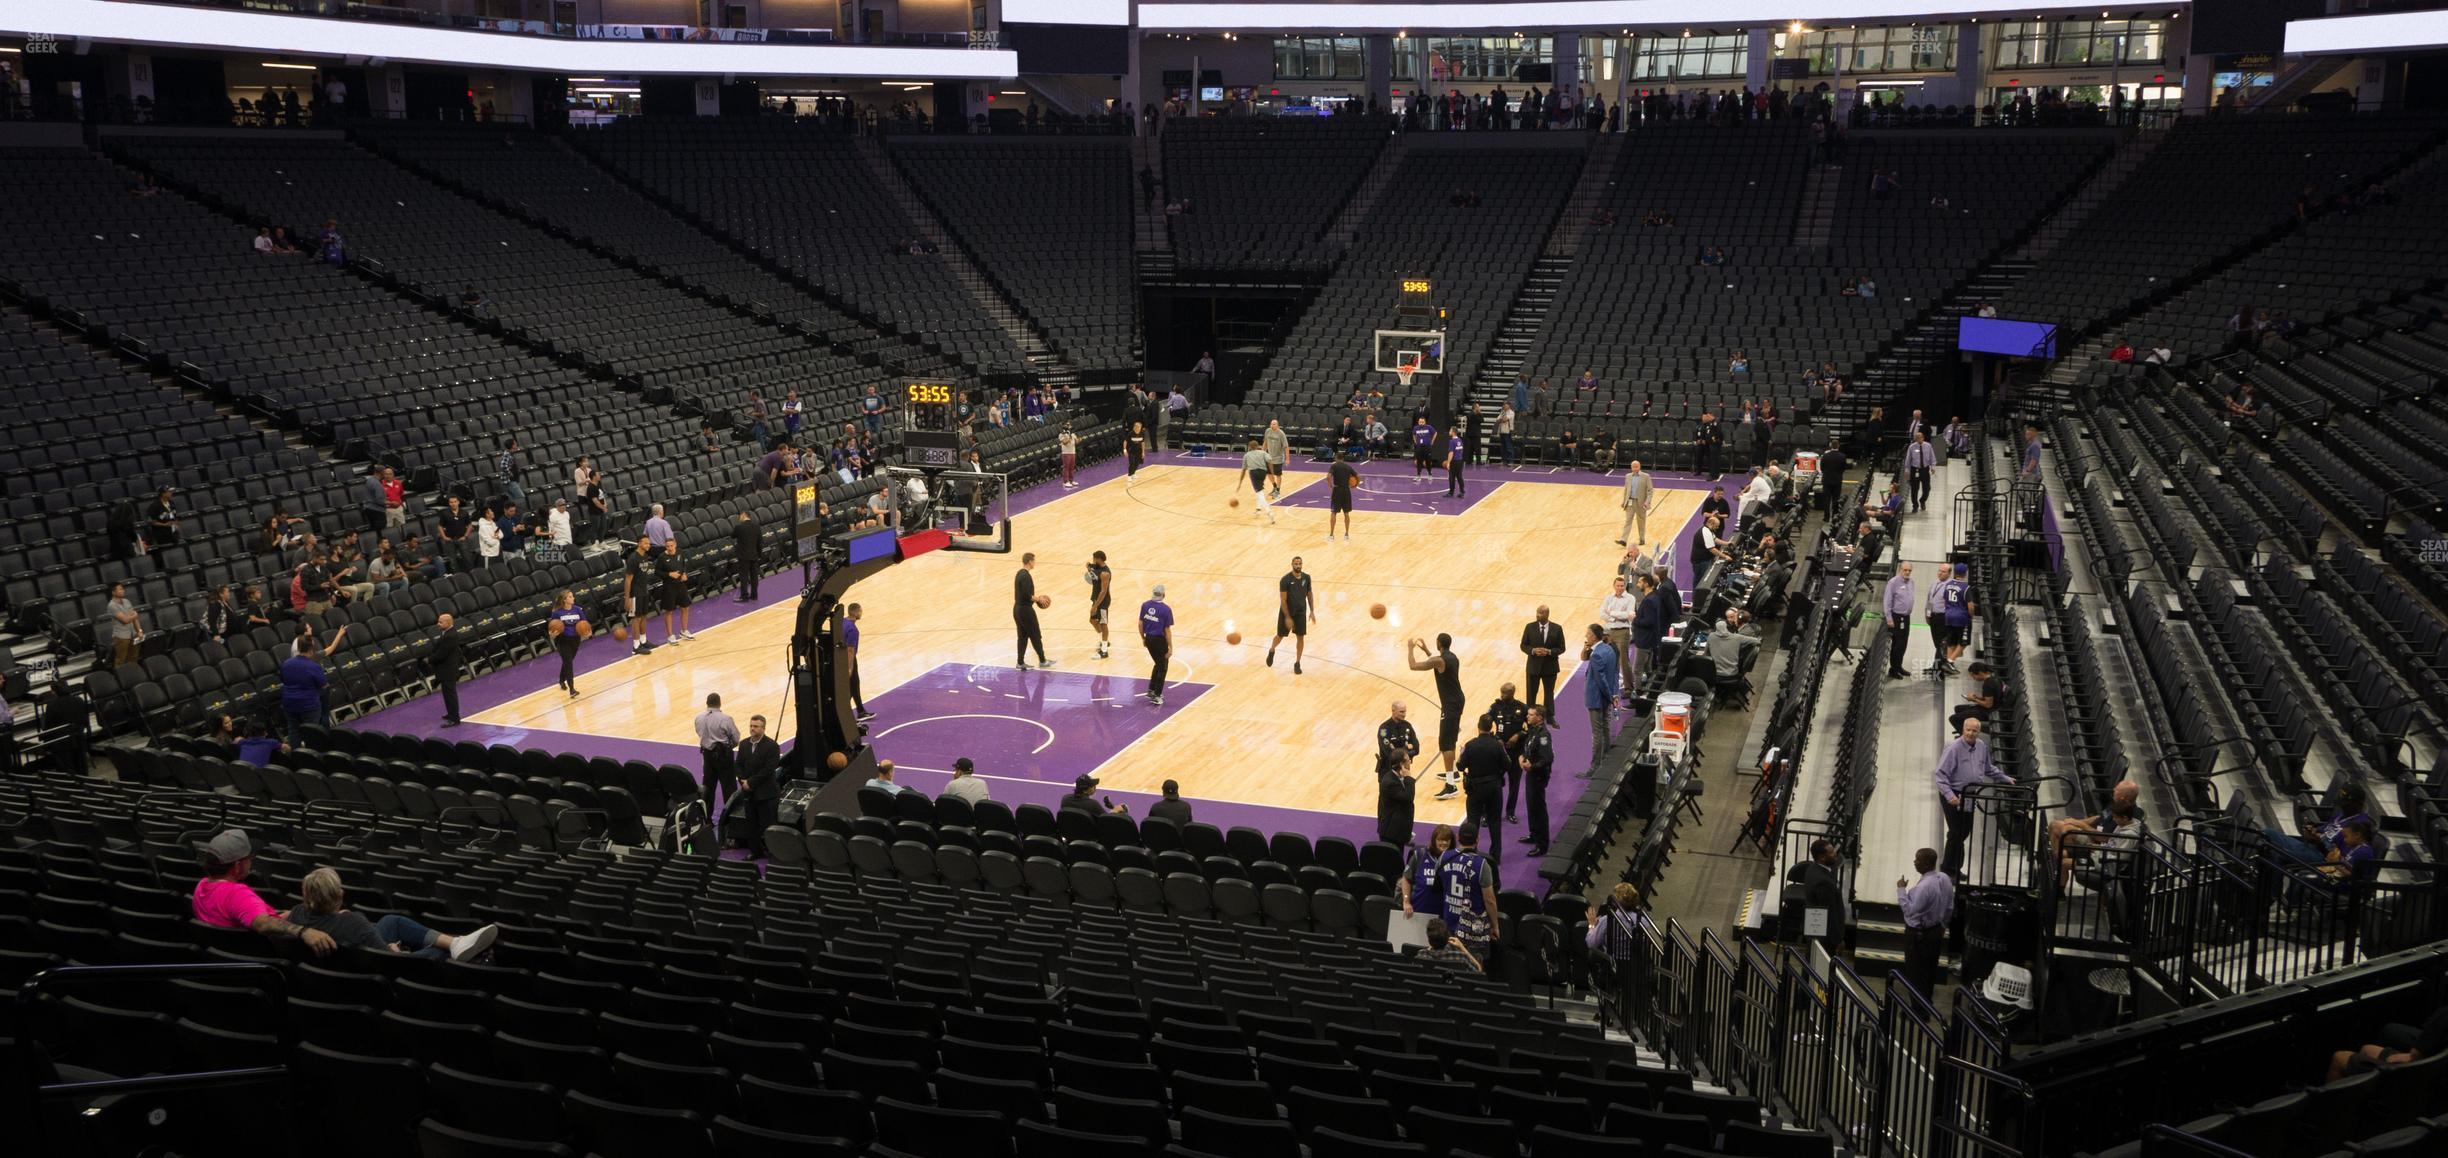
xmin=0 ymin=46 xmax=20 ymax=54
xmin=565 ymin=76 xmax=606 ymax=83
xmin=261 ymin=61 xmax=319 ymax=70
xmin=999 ymin=90 xmax=1027 ymax=95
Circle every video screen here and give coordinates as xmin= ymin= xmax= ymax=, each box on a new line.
xmin=1958 ymin=316 xmax=2058 ymax=359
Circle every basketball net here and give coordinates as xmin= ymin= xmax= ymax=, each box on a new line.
xmin=1395 ymin=355 xmax=1420 ymax=391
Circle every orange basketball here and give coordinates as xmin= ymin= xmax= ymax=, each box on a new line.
xmin=611 ymin=624 xmax=629 ymax=642
xmin=1226 ymin=631 xmax=1242 ymax=645
xmin=1229 ymin=498 xmax=1240 ymax=508
xmin=825 ymin=751 xmax=850 ymax=773
xmin=576 ymin=619 xmax=593 ymax=640
xmin=1034 ymin=594 xmax=1051 ymax=609
xmin=1370 ymin=603 xmax=1387 ymax=619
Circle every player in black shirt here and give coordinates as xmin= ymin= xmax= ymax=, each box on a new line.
xmin=1085 ymin=550 xmax=1114 ymax=659
xmin=1267 ymin=556 xmax=1315 ymax=675
xmin=1406 ymin=633 xmax=1466 ymax=798
xmin=621 ymin=536 xmax=657 ymax=652
xmin=1327 ymin=457 xmax=1360 ymax=541
xmin=1012 ymin=552 xmax=1049 ymax=670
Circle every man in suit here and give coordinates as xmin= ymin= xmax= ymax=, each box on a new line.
xmin=732 ymin=511 xmax=763 ymax=602
xmin=1617 ymin=460 xmax=1655 ymax=546
xmin=734 ymin=714 xmax=783 ymax=854
xmin=428 ymin=613 xmax=463 ymax=726
xmin=1518 ymin=605 xmax=1565 ymax=713
xmin=1786 ymin=838 xmax=1847 ymax=942
xmin=1630 ymin=573 xmax=1669 ymax=682
xmin=1818 ymin=441 xmax=1848 ymax=519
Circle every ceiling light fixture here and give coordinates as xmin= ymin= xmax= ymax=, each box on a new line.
xmin=261 ymin=61 xmax=319 ymax=70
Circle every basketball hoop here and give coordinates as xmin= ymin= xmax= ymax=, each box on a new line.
xmin=1395 ymin=352 xmax=1421 ymax=391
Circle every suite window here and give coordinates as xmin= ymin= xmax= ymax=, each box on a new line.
xmin=1275 ymin=36 xmax=1366 ymax=81
xmin=1802 ymin=25 xmax=1954 ymax=75
xmin=1630 ymin=33 xmax=1747 ymax=81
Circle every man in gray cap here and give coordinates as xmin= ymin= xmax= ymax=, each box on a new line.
xmin=1138 ymin=584 xmax=1174 ymax=706
xmin=189 ymin=830 xmax=337 ymax=956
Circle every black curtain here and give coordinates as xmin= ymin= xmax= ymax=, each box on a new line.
xmin=148 ymin=55 xmax=226 ymax=125
xmin=402 ymin=69 xmax=473 ymax=121
xmin=531 ymin=75 xmax=568 ymax=130
xmin=718 ymin=79 xmax=761 ymax=118
xmin=932 ymin=80 xmax=965 ymax=132
xmin=640 ymin=77 xmax=697 ymax=119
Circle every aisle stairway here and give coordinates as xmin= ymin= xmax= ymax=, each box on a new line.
xmin=1467 ymin=255 xmax=1572 ymax=413
xmin=853 ymin=137 xmax=1076 ymax=384
xmin=1131 ymin=134 xmax=1174 ymax=287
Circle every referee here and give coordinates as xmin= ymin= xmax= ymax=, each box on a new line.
xmin=1013 ymin=552 xmax=1049 ymax=670
xmin=1267 ymin=556 xmax=1314 ymax=675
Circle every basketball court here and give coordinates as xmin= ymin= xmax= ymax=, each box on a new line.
xmin=357 ymin=447 xmax=1737 ymax=846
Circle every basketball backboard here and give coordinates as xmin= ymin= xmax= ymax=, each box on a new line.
xmin=1372 ymin=329 xmax=1445 ymax=376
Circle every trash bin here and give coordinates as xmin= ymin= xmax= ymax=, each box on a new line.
xmin=1960 ymin=889 xmax=2037 ymax=988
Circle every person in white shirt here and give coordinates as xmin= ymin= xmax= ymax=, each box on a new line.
xmin=1599 ymin=576 xmax=1639 ymax=701
xmin=253 ymin=228 xmax=276 ymax=255
xmin=474 ymin=510 xmax=502 ymax=569
xmin=2143 ymin=342 xmax=2173 ymax=365
xmin=1738 ymin=467 xmax=1773 ymax=518
xmin=548 ymin=500 xmax=573 ymax=548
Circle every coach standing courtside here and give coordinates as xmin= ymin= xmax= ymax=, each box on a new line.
xmin=1898 ymin=847 xmax=1953 ymax=994
xmin=1519 ymin=605 xmax=1563 ymax=714
xmin=732 ymin=511 xmax=762 ymax=602
xmin=1600 ymin=576 xmax=1638 ymax=700
xmin=1139 ymin=585 xmax=1173 ymax=706
xmin=1013 ymin=553 xmax=1049 ymax=670
xmin=428 ymin=613 xmax=463 ymax=727
xmin=1618 ymin=460 xmax=1654 ymax=547
xmin=1581 ymin=624 xmax=1620 ymax=775
xmin=735 ymin=715 xmax=781 ymax=854
xmin=696 ymin=694 xmax=740 ymax=813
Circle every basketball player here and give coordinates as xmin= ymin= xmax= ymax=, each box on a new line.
xmin=1327 ymin=453 xmax=1359 ymax=540
xmin=1012 ymin=552 xmax=1049 ymax=670
xmin=1406 ymin=634 xmax=1466 ymax=798
xmin=1125 ymin=421 xmax=1147 ymax=486
xmin=545 ymin=589 xmax=585 ymax=698
xmin=1237 ymin=437 xmax=1276 ymax=523
xmin=1263 ymin=418 xmax=1290 ymax=500
xmin=621 ymin=535 xmax=656 ymax=652
xmin=1085 ymin=550 xmax=1114 ymax=659
xmin=1268 ymin=556 xmax=1314 ymax=674
xmin=1443 ymin=424 xmax=1467 ymax=498
xmin=658 ymin=540 xmax=694 ymax=643
xmin=1139 ymin=584 xmax=1173 ymax=706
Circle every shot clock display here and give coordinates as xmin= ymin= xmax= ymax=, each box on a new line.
xmin=903 ymin=378 xmax=958 ymax=433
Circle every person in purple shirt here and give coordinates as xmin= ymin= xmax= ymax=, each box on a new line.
xmin=1138 ymin=585 xmax=1174 ymax=706
xmin=1935 ymin=716 xmax=2013 ymax=876
xmin=277 ymin=652 xmax=329 ymax=744
xmin=1411 ymin=418 xmax=1436 ymax=477
xmin=840 ymin=603 xmax=872 ymax=720
xmin=2265 ymin=783 xmax=2370 ymax=867
xmin=1897 ymin=847 xmax=1953 ymax=993
xmin=1904 ymin=430 xmax=1938 ymax=511
xmin=2317 ymin=820 xmax=2380 ymax=884
xmin=1882 ymin=562 xmax=1916 ymax=680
